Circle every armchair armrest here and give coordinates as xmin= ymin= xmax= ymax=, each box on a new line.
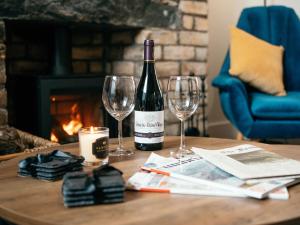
xmin=212 ymin=73 xmax=254 ymax=137
xmin=212 ymin=73 xmax=247 ymax=94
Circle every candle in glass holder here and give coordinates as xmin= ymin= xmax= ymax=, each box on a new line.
xmin=78 ymin=127 xmax=109 ymax=166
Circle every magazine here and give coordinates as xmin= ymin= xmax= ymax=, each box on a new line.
xmin=127 ymin=171 xmax=290 ymax=200
xmin=141 ymin=153 xmax=294 ymax=199
xmin=192 ymin=144 xmax=300 ymax=180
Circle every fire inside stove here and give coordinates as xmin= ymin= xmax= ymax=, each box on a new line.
xmin=50 ymin=102 xmax=83 ymax=143
xmin=50 ymin=93 xmax=102 ymax=144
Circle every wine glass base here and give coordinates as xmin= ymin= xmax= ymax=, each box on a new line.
xmin=83 ymin=159 xmax=108 ymax=167
xmin=109 ymin=149 xmax=134 ymax=157
xmin=170 ymin=147 xmax=194 ymax=159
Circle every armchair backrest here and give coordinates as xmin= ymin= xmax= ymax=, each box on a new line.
xmin=221 ymin=6 xmax=300 ymax=91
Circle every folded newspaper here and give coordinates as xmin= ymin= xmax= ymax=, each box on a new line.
xmin=191 ymin=144 xmax=300 ymax=180
xmin=134 ymin=153 xmax=294 ymax=199
xmin=127 ymin=171 xmax=290 ymax=200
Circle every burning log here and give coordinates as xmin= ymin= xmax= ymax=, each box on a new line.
xmin=51 ymin=126 xmax=78 ymax=144
xmin=50 ymin=103 xmax=83 ymax=144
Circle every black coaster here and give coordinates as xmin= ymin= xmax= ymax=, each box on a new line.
xmin=64 ymin=199 xmax=95 ymax=208
xmin=62 ymin=172 xmax=96 ymax=196
xmin=64 ymin=195 xmax=95 ymax=202
xmin=62 ymin=165 xmax=125 ymax=208
xmin=35 ymin=164 xmax=82 ymax=173
xmin=18 ymin=156 xmax=37 ymax=171
xmin=18 ymin=150 xmax=84 ymax=181
xmin=95 ymin=192 xmax=124 ymax=201
xmin=97 ymin=198 xmax=124 ymax=204
xmin=62 ymin=186 xmax=96 ymax=196
xmin=95 ymin=175 xmax=125 ymax=189
xmin=18 ymin=171 xmax=32 ymax=177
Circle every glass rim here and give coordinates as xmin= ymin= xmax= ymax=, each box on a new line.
xmin=79 ymin=127 xmax=109 ymax=134
xmin=169 ymin=75 xmax=199 ymax=80
xmin=105 ymin=75 xmax=135 ymax=79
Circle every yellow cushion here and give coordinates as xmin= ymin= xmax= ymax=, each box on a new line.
xmin=229 ymin=27 xmax=286 ymax=96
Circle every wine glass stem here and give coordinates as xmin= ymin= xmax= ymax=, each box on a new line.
xmin=118 ymin=120 xmax=123 ymax=151
xmin=180 ymin=120 xmax=185 ymax=150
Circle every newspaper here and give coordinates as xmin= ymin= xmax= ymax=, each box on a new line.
xmin=127 ymin=171 xmax=290 ymax=200
xmin=140 ymin=153 xmax=293 ymax=199
xmin=246 ymin=175 xmax=300 ymax=185
xmin=192 ymin=144 xmax=300 ymax=180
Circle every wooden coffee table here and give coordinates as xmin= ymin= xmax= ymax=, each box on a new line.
xmin=1 ymin=136 xmax=300 ymax=225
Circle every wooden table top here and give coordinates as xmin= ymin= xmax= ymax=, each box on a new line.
xmin=1 ymin=136 xmax=300 ymax=225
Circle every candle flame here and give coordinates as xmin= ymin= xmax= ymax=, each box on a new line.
xmin=90 ymin=126 xmax=94 ymax=133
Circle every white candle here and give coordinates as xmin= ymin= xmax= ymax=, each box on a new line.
xmin=78 ymin=127 xmax=109 ymax=166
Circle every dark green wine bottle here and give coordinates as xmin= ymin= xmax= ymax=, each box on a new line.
xmin=134 ymin=40 xmax=164 ymax=151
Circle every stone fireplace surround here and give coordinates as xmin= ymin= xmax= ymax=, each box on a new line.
xmin=0 ymin=0 xmax=208 ymax=139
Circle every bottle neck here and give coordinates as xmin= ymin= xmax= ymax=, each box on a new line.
xmin=144 ymin=45 xmax=154 ymax=61
xmin=142 ymin=42 xmax=157 ymax=81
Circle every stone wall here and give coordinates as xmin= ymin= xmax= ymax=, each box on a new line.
xmin=71 ymin=30 xmax=104 ymax=74
xmin=6 ymin=22 xmax=52 ymax=75
xmin=0 ymin=21 xmax=7 ymax=126
xmin=5 ymin=0 xmax=208 ymax=136
xmin=103 ymin=0 xmax=209 ymax=135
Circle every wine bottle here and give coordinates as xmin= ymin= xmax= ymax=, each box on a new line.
xmin=134 ymin=40 xmax=164 ymax=151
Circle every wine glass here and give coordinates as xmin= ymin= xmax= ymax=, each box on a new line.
xmin=167 ymin=76 xmax=200 ymax=158
xmin=102 ymin=75 xmax=135 ymax=156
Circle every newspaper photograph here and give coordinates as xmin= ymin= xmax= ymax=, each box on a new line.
xmin=141 ymin=153 xmax=293 ymax=199
xmin=192 ymin=144 xmax=300 ymax=180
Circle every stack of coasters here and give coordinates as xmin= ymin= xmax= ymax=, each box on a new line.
xmin=18 ymin=150 xmax=84 ymax=181
xmin=93 ymin=166 xmax=125 ymax=204
xmin=62 ymin=165 xmax=125 ymax=207
xmin=62 ymin=172 xmax=96 ymax=207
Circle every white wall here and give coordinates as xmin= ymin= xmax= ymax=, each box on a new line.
xmin=207 ymin=0 xmax=300 ymax=139
xmin=270 ymin=0 xmax=300 ymax=15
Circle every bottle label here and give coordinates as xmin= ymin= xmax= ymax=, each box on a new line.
xmin=134 ymin=111 xmax=164 ymax=144
xmin=92 ymin=137 xmax=109 ymax=159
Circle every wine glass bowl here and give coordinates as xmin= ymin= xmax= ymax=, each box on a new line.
xmin=167 ymin=76 xmax=200 ymax=157
xmin=168 ymin=93 xmax=199 ymax=121
xmin=102 ymin=93 xmax=134 ymax=121
xmin=102 ymin=75 xmax=135 ymax=156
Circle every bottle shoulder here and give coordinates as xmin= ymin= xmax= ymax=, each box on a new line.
xmin=135 ymin=61 xmax=164 ymax=111
xmin=137 ymin=70 xmax=163 ymax=93
xmin=135 ymin=84 xmax=164 ymax=111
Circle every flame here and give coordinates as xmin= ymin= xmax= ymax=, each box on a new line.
xmin=50 ymin=132 xmax=59 ymax=142
xmin=62 ymin=103 xmax=83 ymax=135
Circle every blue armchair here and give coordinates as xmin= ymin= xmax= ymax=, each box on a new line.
xmin=212 ymin=6 xmax=300 ymax=139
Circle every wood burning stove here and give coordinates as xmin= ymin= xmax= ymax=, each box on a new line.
xmin=11 ymin=75 xmax=117 ymax=143
xmin=8 ymin=25 xmax=117 ymax=143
